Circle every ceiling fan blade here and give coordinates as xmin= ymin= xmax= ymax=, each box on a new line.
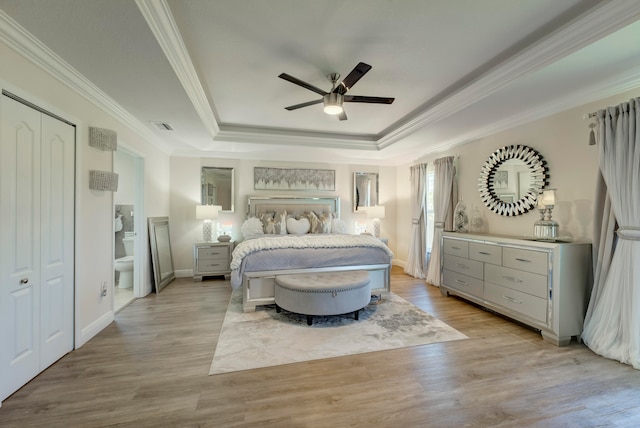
xmin=284 ymin=99 xmax=323 ymax=111
xmin=338 ymin=110 xmax=348 ymax=121
xmin=344 ymin=95 xmax=395 ymax=104
xmin=334 ymin=62 xmax=372 ymax=94
xmin=279 ymin=73 xmax=328 ymax=96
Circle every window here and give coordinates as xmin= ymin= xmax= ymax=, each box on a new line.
xmin=425 ymin=165 xmax=435 ymax=256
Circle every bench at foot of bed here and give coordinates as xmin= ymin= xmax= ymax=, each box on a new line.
xmin=273 ymin=270 xmax=371 ymax=325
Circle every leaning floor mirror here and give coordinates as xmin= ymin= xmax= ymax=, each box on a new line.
xmin=148 ymin=216 xmax=175 ymax=292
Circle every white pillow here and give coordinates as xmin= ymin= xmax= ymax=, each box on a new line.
xmin=241 ymin=217 xmax=264 ymax=240
xmin=286 ymin=217 xmax=310 ymax=235
xmin=331 ymin=218 xmax=348 ymax=234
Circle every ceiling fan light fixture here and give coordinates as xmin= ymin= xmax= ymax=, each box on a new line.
xmin=323 ymin=93 xmax=344 ymax=115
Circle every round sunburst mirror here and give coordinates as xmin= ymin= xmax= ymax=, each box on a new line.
xmin=478 ymin=145 xmax=549 ymax=216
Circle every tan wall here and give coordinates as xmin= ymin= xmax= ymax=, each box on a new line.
xmin=169 ymin=158 xmax=397 ymax=274
xmin=394 ymin=88 xmax=640 ymax=263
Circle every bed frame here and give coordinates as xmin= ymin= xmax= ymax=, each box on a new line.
xmin=241 ymin=196 xmax=391 ymax=312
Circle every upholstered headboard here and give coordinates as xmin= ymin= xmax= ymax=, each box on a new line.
xmin=247 ymin=196 xmax=340 ymax=218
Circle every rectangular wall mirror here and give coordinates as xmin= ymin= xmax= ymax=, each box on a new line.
xmin=353 ymin=172 xmax=379 ymax=212
xmin=201 ymin=167 xmax=234 ymax=212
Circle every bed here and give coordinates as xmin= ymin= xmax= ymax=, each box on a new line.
xmin=232 ymin=196 xmax=393 ymax=312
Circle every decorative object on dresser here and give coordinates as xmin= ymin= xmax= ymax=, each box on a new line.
xmin=453 ymin=200 xmax=468 ymax=232
xmin=440 ymin=232 xmax=591 ymax=346
xmin=195 ymin=204 xmax=221 ymax=242
xmin=533 ymin=189 xmax=559 ymax=241
xmin=193 ymin=241 xmax=234 ymax=281
xmin=478 ymin=145 xmax=549 ymax=216
xmin=366 ymin=205 xmax=385 ymax=238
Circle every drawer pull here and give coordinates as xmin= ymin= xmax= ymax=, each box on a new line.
xmin=502 ymin=295 xmax=523 ymax=305
xmin=501 ymin=275 xmax=523 ymax=283
xmin=478 ymin=251 xmax=491 ymax=255
xmin=455 ymin=279 xmax=469 ymax=286
xmin=456 ymin=263 xmax=468 ymax=269
xmin=515 ymin=258 xmax=531 ymax=263
xmin=451 ymin=246 xmax=461 ymax=251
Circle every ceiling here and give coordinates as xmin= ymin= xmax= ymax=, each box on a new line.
xmin=1 ymin=0 xmax=640 ymax=165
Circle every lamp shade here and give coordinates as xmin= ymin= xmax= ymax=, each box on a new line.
xmin=195 ymin=205 xmax=221 ymax=220
xmin=541 ymin=189 xmax=557 ymax=207
xmin=366 ymin=205 xmax=385 ymax=219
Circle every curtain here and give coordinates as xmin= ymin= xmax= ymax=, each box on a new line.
xmin=584 ymin=171 xmax=616 ymax=324
xmin=405 ymin=163 xmax=428 ymax=278
xmin=581 ymin=97 xmax=640 ymax=368
xmin=425 ymin=156 xmax=456 ymax=286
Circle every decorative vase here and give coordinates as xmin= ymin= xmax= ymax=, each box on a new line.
xmin=470 ymin=206 xmax=484 ymax=233
xmin=454 ymin=200 xmax=468 ymax=233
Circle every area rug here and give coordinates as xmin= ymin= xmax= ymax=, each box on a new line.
xmin=209 ymin=289 xmax=467 ymax=375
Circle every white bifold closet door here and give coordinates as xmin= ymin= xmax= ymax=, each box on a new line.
xmin=0 ymin=94 xmax=75 ymax=402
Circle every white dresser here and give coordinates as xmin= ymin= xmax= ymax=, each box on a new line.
xmin=193 ymin=241 xmax=234 ymax=281
xmin=440 ymin=232 xmax=591 ymax=346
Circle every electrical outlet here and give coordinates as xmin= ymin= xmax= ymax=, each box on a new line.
xmin=100 ymin=281 xmax=108 ymax=297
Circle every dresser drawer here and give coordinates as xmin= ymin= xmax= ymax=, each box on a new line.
xmin=503 ymin=247 xmax=548 ymax=275
xmin=197 ymin=246 xmax=229 ymax=260
xmin=443 ymin=254 xmax=483 ymax=280
xmin=443 ymin=269 xmax=483 ymax=298
xmin=443 ymin=238 xmax=469 ymax=258
xmin=484 ymin=282 xmax=547 ymax=324
xmin=197 ymin=258 xmax=229 ymax=271
xmin=469 ymin=242 xmax=502 ymax=265
xmin=485 ymin=264 xmax=547 ymax=299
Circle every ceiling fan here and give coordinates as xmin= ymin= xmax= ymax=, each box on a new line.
xmin=278 ymin=62 xmax=394 ymax=121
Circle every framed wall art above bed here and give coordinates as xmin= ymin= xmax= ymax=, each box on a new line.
xmin=254 ymin=167 xmax=335 ymax=191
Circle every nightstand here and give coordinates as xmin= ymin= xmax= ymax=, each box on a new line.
xmin=193 ymin=241 xmax=234 ymax=281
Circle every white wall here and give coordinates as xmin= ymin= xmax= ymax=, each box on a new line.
xmin=114 ymin=150 xmax=135 ymax=205
xmin=0 ymin=41 xmax=171 ymax=348
xmin=170 ymin=157 xmax=397 ymax=274
xmin=395 ymin=88 xmax=640 ymax=263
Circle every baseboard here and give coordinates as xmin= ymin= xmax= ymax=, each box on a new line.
xmin=174 ymin=269 xmax=192 ymax=278
xmin=392 ymin=259 xmax=406 ymax=268
xmin=76 ymin=310 xmax=114 ymax=349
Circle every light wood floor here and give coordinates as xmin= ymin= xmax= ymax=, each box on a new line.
xmin=2 ymin=266 xmax=640 ymax=427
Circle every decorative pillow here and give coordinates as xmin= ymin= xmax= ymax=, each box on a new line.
xmin=305 ymin=211 xmax=321 ymax=234
xmin=286 ymin=217 xmax=310 ymax=235
xmin=331 ymin=218 xmax=348 ymax=234
xmin=276 ymin=210 xmax=287 ymax=235
xmin=241 ymin=217 xmax=264 ymax=240
xmin=315 ymin=211 xmax=333 ymax=234
xmin=259 ymin=212 xmax=276 ymax=234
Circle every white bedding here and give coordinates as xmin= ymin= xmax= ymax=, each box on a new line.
xmin=230 ymin=234 xmax=394 ymax=289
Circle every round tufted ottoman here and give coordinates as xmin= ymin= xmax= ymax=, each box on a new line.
xmin=274 ymin=270 xmax=371 ymax=325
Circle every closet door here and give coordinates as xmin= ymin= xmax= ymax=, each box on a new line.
xmin=39 ymin=113 xmax=74 ymax=369
xmin=0 ymin=95 xmax=74 ymax=402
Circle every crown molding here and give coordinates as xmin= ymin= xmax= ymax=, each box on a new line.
xmin=0 ymin=9 xmax=175 ymax=154
xmin=214 ymin=124 xmax=379 ymax=151
xmin=377 ymin=0 xmax=640 ymax=150
xmin=136 ymin=0 xmax=220 ymax=138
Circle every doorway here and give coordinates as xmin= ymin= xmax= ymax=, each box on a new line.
xmin=113 ymin=146 xmax=144 ymax=312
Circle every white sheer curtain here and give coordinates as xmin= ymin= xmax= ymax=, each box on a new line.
xmin=582 ymin=97 xmax=640 ymax=368
xmin=405 ymin=163 xmax=428 ymax=278
xmin=425 ymin=156 xmax=456 ymax=286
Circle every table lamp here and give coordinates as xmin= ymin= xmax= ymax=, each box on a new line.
xmin=366 ymin=205 xmax=386 ymax=238
xmin=195 ymin=205 xmax=221 ymax=242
